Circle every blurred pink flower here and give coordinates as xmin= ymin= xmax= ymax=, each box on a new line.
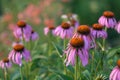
xmin=32 ymin=17 xmax=41 ymax=25
xmin=8 ymin=23 xmax=17 ymax=31
xmin=44 ymin=18 xmax=55 ymax=27
xmin=18 ymin=12 xmax=25 ymax=20
xmin=2 ymin=13 xmax=13 ymax=22
xmin=0 ymin=32 xmax=12 ymax=45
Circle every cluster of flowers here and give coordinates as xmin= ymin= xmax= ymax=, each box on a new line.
xmin=44 ymin=11 xmax=120 ymax=79
xmin=0 ymin=20 xmax=39 ymax=69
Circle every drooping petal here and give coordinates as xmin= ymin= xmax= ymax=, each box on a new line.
xmin=23 ymin=49 xmax=31 ymax=62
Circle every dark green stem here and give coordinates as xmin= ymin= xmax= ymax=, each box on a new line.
xmin=20 ymin=66 xmax=23 ymax=80
xmin=75 ymin=56 xmax=78 ymax=80
xmin=4 ymin=68 xmax=7 ymax=80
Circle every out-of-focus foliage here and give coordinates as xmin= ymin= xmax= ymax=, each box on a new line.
xmin=71 ymin=0 xmax=120 ymax=46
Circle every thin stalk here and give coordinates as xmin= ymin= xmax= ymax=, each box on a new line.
xmin=74 ymin=56 xmax=78 ymax=80
xmin=20 ymin=66 xmax=23 ymax=80
xmin=101 ymin=27 xmax=107 ymax=69
xmin=63 ymin=39 xmax=67 ymax=74
xmin=4 ymin=68 xmax=7 ymax=80
xmin=91 ymin=51 xmax=94 ymax=74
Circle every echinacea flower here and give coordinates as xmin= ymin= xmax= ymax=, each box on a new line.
xmin=0 ymin=58 xmax=12 ymax=69
xmin=73 ymin=25 xmax=94 ymax=49
xmin=8 ymin=42 xmax=31 ymax=66
xmin=54 ymin=22 xmax=74 ymax=39
xmin=64 ymin=37 xmax=89 ymax=66
xmin=69 ymin=14 xmax=79 ymax=28
xmin=115 ymin=21 xmax=120 ymax=33
xmin=98 ymin=11 xmax=117 ymax=28
xmin=109 ymin=59 xmax=120 ymax=80
xmin=30 ymin=30 xmax=39 ymax=41
xmin=44 ymin=26 xmax=55 ymax=35
xmin=13 ymin=20 xmax=32 ymax=42
xmin=91 ymin=23 xmax=107 ymax=39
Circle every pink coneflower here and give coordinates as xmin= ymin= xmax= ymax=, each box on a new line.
xmin=69 ymin=14 xmax=79 ymax=28
xmin=54 ymin=22 xmax=74 ymax=39
xmin=30 ymin=30 xmax=39 ymax=41
xmin=64 ymin=37 xmax=89 ymax=66
xmin=109 ymin=59 xmax=120 ymax=80
xmin=44 ymin=26 xmax=55 ymax=35
xmin=0 ymin=58 xmax=12 ymax=69
xmin=91 ymin=23 xmax=107 ymax=39
xmin=8 ymin=42 xmax=31 ymax=66
xmin=98 ymin=11 xmax=117 ymax=28
xmin=13 ymin=21 xmax=32 ymax=42
xmin=73 ymin=25 xmax=94 ymax=49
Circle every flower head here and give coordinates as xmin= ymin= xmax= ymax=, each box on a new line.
xmin=64 ymin=37 xmax=89 ymax=66
xmin=54 ymin=22 xmax=74 ymax=39
xmin=30 ymin=30 xmax=39 ymax=41
xmin=8 ymin=42 xmax=31 ymax=66
xmin=13 ymin=20 xmax=32 ymax=42
xmin=44 ymin=26 xmax=55 ymax=35
xmin=68 ymin=14 xmax=79 ymax=28
xmin=0 ymin=58 xmax=12 ymax=69
xmin=98 ymin=11 xmax=117 ymax=28
xmin=73 ymin=25 xmax=94 ymax=49
xmin=91 ymin=23 xmax=107 ymax=39
xmin=109 ymin=59 xmax=120 ymax=80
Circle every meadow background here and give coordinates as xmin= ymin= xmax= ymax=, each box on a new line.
xmin=0 ymin=0 xmax=120 ymax=80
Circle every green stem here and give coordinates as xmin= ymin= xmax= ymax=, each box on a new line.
xmin=101 ymin=27 xmax=107 ymax=69
xmin=4 ymin=68 xmax=7 ymax=80
xmin=63 ymin=39 xmax=67 ymax=74
xmin=25 ymin=63 xmax=29 ymax=80
xmin=75 ymin=56 xmax=78 ymax=80
xmin=91 ymin=51 xmax=94 ymax=73
xmin=20 ymin=66 xmax=23 ymax=80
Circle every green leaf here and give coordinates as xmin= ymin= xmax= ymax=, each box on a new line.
xmin=107 ymin=48 xmax=120 ymax=58
xmin=52 ymin=42 xmax=63 ymax=57
xmin=11 ymin=70 xmax=20 ymax=80
xmin=49 ymin=69 xmax=73 ymax=80
xmin=82 ymin=70 xmax=91 ymax=80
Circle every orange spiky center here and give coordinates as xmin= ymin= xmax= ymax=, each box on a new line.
xmin=103 ymin=11 xmax=114 ymax=18
xmin=117 ymin=59 xmax=120 ymax=68
xmin=3 ymin=58 xmax=9 ymax=63
xmin=77 ymin=25 xmax=90 ymax=35
xmin=61 ymin=22 xmax=71 ymax=29
xmin=93 ymin=23 xmax=103 ymax=30
xmin=48 ymin=26 xmax=55 ymax=30
xmin=13 ymin=44 xmax=24 ymax=51
xmin=17 ymin=21 xmax=26 ymax=28
xmin=70 ymin=37 xmax=84 ymax=48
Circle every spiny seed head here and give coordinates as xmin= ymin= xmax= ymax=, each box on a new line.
xmin=103 ymin=11 xmax=114 ymax=18
xmin=48 ymin=26 xmax=55 ymax=30
xmin=61 ymin=22 xmax=71 ymax=29
xmin=13 ymin=44 xmax=24 ymax=51
xmin=17 ymin=20 xmax=26 ymax=28
xmin=70 ymin=37 xmax=84 ymax=48
xmin=77 ymin=25 xmax=90 ymax=35
xmin=117 ymin=59 xmax=120 ymax=68
xmin=2 ymin=58 xmax=9 ymax=63
xmin=93 ymin=23 xmax=103 ymax=30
